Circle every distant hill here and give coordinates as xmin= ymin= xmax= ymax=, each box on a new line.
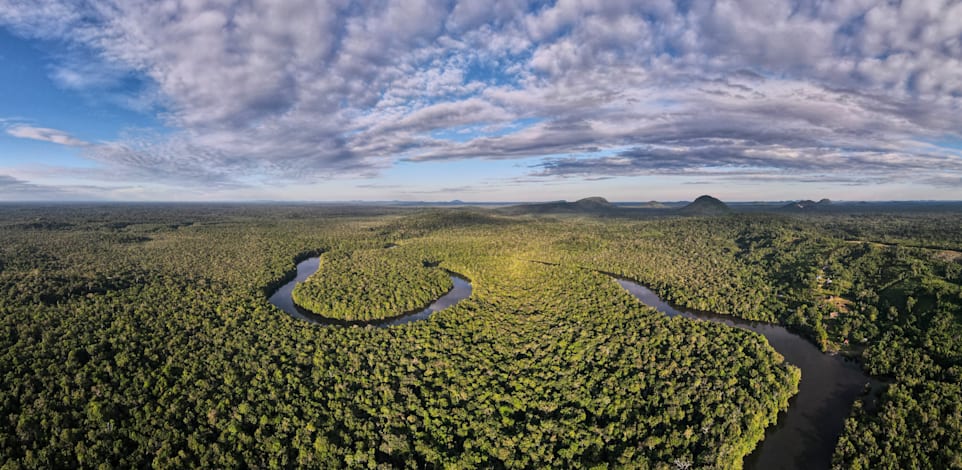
xmin=679 ymin=195 xmax=731 ymax=215
xmin=780 ymin=198 xmax=832 ymax=212
xmin=498 ymin=197 xmax=619 ymax=215
xmin=572 ymin=196 xmax=615 ymax=211
xmin=501 ymin=195 xmax=737 ymax=216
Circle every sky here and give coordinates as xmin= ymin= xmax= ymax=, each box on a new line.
xmin=1 ymin=0 xmax=962 ymax=202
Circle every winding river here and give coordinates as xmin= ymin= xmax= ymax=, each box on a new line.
xmin=615 ymin=278 xmax=883 ymax=470
xmin=268 ymin=256 xmax=472 ymax=327
xmin=270 ymin=256 xmax=881 ymax=468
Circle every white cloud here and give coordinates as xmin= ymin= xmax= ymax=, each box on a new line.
xmin=0 ymin=173 xmax=114 ymax=201
xmin=0 ymin=0 xmax=960 ymax=193
xmin=6 ymin=125 xmax=89 ymax=147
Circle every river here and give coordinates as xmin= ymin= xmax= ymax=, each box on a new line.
xmin=270 ymin=256 xmax=879 ymax=468
xmin=268 ymin=256 xmax=472 ymax=327
xmin=615 ymin=278 xmax=883 ymax=470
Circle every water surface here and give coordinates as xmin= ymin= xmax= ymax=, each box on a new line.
xmin=616 ymin=278 xmax=882 ymax=470
xmin=268 ymin=256 xmax=471 ymax=327
xmin=271 ymin=257 xmax=878 ymax=468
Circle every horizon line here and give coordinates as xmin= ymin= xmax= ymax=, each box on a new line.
xmin=4 ymin=198 xmax=962 ymax=205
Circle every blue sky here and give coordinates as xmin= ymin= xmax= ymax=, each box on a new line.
xmin=1 ymin=0 xmax=961 ymax=202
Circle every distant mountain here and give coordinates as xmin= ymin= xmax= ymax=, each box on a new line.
xmin=572 ymin=196 xmax=615 ymax=211
xmin=780 ymin=198 xmax=832 ymax=211
xmin=498 ymin=197 xmax=619 ymax=215
xmin=679 ymin=195 xmax=731 ymax=215
xmin=500 ymin=195 xmax=739 ymax=217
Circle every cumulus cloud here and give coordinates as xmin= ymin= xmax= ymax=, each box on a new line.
xmin=0 ymin=0 xmax=960 ymax=191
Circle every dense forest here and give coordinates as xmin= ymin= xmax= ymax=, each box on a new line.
xmin=0 ymin=204 xmax=959 ymax=468
xmin=292 ymin=248 xmax=453 ymax=321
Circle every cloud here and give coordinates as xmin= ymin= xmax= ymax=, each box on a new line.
xmin=921 ymin=174 xmax=962 ymax=188
xmin=533 ymin=139 xmax=962 ymax=184
xmin=0 ymin=174 xmax=48 ymax=193
xmin=0 ymin=0 xmax=960 ymax=193
xmin=0 ymin=169 xmax=227 ymax=201
xmin=0 ymin=173 xmax=92 ymax=200
xmin=6 ymin=125 xmax=89 ymax=147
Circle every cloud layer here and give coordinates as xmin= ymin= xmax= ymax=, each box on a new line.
xmin=1 ymin=0 xmax=961 ymax=193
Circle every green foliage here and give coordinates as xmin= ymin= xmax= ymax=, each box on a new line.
xmin=291 ymin=248 xmax=453 ymax=321
xmin=0 ymin=205 xmax=798 ymax=468
xmin=834 ymin=382 xmax=962 ymax=469
xmin=1 ymin=205 xmax=959 ymax=468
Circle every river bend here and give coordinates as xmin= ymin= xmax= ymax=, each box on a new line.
xmin=270 ymin=256 xmax=877 ymax=468
xmin=268 ymin=256 xmax=472 ymax=327
xmin=615 ymin=278 xmax=882 ymax=470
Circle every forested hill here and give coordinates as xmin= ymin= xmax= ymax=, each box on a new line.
xmin=499 ymin=194 xmax=741 ymax=217
xmin=496 ymin=196 xmax=620 ymax=215
xmin=679 ymin=195 xmax=732 ymax=215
